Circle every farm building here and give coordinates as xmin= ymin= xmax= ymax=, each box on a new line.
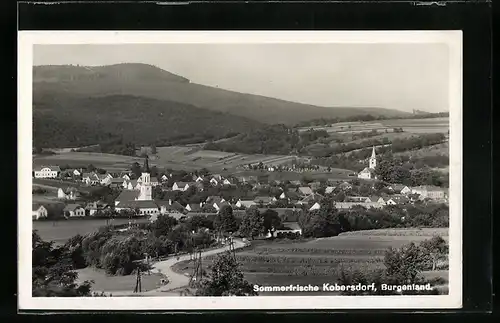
xmin=85 ymin=201 xmax=110 ymax=216
xmin=297 ymin=187 xmax=313 ymax=196
xmin=274 ymin=222 xmax=302 ymax=237
xmin=389 ymin=184 xmax=412 ymax=195
xmin=33 ymin=166 xmax=61 ymax=179
xmin=172 ymin=182 xmax=195 ymax=191
xmin=32 ymin=204 xmax=48 ymax=220
xmin=57 ymin=187 xmax=79 ymax=200
xmin=156 ymin=199 xmax=186 ymax=214
xmin=115 ymin=200 xmax=159 ymax=216
xmin=334 ymin=202 xmax=383 ymax=210
xmin=185 ymin=203 xmax=203 ymax=212
xmin=411 ymin=185 xmax=447 ymax=200
xmin=235 ymin=199 xmax=257 ymax=209
xmin=63 ymin=204 xmax=86 ymax=217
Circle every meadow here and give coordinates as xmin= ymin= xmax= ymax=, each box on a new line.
xmin=298 ymin=117 xmax=449 ymax=135
xmin=172 ymin=228 xmax=449 ymax=295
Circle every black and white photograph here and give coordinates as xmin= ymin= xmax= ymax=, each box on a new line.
xmin=18 ymin=31 xmax=462 ymax=310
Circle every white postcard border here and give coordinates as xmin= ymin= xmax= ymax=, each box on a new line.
xmin=18 ymin=31 xmax=462 ymax=310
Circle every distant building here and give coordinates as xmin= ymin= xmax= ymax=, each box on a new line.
xmin=32 ymin=204 xmax=48 ymax=220
xmin=235 ymin=199 xmax=257 ymax=209
xmin=57 ymin=187 xmax=79 ymax=200
xmin=33 ymin=166 xmax=61 ymax=179
xmin=63 ymin=204 xmax=85 ymax=217
xmin=358 ymin=147 xmax=378 ymax=180
xmin=172 ymin=182 xmax=194 ymax=192
xmin=389 ymin=184 xmax=412 ymax=195
xmin=411 ymin=185 xmax=447 ymax=200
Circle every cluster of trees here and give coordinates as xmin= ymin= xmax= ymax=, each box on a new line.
xmin=204 ymin=125 xmax=331 ymax=155
xmin=338 ymin=236 xmax=448 ymax=295
xmin=32 ymin=231 xmax=94 ymax=296
xmin=33 ymin=93 xmax=260 ymax=151
xmin=295 ymin=196 xmax=449 ymax=239
xmin=375 ymin=157 xmax=449 ymax=187
xmin=77 ymin=214 xmax=217 ymax=276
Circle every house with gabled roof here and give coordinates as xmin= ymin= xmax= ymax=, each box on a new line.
xmin=185 ymin=203 xmax=203 ymax=213
xmin=63 ymin=204 xmax=85 ymax=217
xmin=32 ymin=204 xmax=48 ymax=220
xmin=386 ymin=195 xmax=410 ymax=205
xmin=57 ymin=187 xmax=79 ymax=200
xmin=411 ymin=185 xmax=447 ymax=200
xmin=297 ymin=186 xmax=313 ymax=196
xmin=389 ymin=184 xmax=411 ymax=195
xmin=235 ymin=199 xmax=257 ymax=209
xmin=325 ymin=186 xmax=336 ymax=194
xmin=338 ymin=182 xmax=353 ymax=191
xmin=172 ymin=182 xmax=194 ymax=192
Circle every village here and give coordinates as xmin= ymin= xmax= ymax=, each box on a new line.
xmin=32 ymin=146 xmax=449 ymax=239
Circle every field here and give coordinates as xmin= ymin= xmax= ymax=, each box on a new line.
xmin=172 ymin=228 xmax=449 ymax=295
xmin=33 ymin=152 xmax=143 ymax=172
xmin=33 ymin=218 xmax=151 ymax=245
xmin=155 ymin=146 xmax=298 ymax=171
xmin=298 ymin=117 xmax=449 ymax=135
xmin=76 ymin=267 xmax=166 ymax=294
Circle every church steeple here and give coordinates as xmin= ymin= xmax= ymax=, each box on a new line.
xmin=369 ymin=146 xmax=377 ymax=169
xmin=143 ymin=155 xmax=150 ymax=173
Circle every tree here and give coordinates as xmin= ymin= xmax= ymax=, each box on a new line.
xmin=195 ymin=251 xmax=257 ymax=296
xmin=151 ymin=143 xmax=157 ymax=155
xmin=32 ymin=231 xmax=93 ymax=297
xmin=152 ymin=215 xmax=179 ymax=238
xmin=420 ymin=236 xmax=448 ymax=271
xmin=131 ymin=162 xmax=142 ymax=178
xmin=384 ymin=242 xmax=426 ymax=286
xmin=262 ymin=209 xmax=281 ymax=236
xmin=201 ymin=204 xmax=217 ymax=213
xmin=214 ymin=205 xmax=238 ymax=238
xmin=239 ymin=207 xmax=265 ymax=240
xmin=300 ymin=197 xmax=341 ymax=238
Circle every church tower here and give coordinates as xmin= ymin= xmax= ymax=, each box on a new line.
xmin=138 ymin=172 xmax=152 ymax=201
xmin=369 ymin=146 xmax=377 ymax=169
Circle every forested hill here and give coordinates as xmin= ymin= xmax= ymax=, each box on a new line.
xmin=33 ymin=92 xmax=262 ymax=148
xmin=33 ymin=63 xmax=409 ymax=125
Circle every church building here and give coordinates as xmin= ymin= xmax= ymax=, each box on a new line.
xmin=114 ymin=156 xmax=160 ymax=216
xmin=358 ymin=146 xmax=378 ymax=180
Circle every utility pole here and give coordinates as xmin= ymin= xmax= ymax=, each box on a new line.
xmin=133 ymin=268 xmax=142 ymax=293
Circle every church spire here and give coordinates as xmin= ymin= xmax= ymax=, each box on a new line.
xmin=143 ymin=155 xmax=150 ymax=173
xmin=371 ymin=146 xmax=376 ymax=159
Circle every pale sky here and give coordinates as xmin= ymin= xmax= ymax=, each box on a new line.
xmin=33 ymin=43 xmax=450 ymax=112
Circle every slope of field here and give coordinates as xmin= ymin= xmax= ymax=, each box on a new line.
xmin=172 ymin=228 xmax=449 ymax=295
xmin=33 ymin=93 xmax=262 ymax=148
xmin=298 ymin=117 xmax=449 ymax=134
xmin=33 ymin=63 xmax=409 ymax=126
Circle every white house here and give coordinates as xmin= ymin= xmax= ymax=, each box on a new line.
xmin=32 ymin=204 xmax=48 ymax=220
xmin=389 ymin=184 xmax=412 ymax=195
xmin=57 ymin=187 xmax=78 ymax=200
xmin=122 ymin=174 xmax=131 ymax=181
xmin=209 ymin=178 xmax=219 ymax=186
xmin=235 ymin=199 xmax=257 ymax=209
xmin=222 ymin=179 xmax=232 ymax=185
xmin=195 ymin=176 xmax=204 ymax=182
xmin=298 ymin=187 xmax=313 ymax=196
xmin=309 ymin=202 xmax=321 ymax=211
xmin=325 ymin=186 xmax=336 ymax=194
xmin=33 ymin=166 xmax=61 ymax=179
xmin=63 ymin=204 xmax=86 ymax=217
xmin=172 ymin=182 xmax=193 ymax=191
xmin=160 ymin=174 xmax=168 ymax=182
xmin=411 ymin=185 xmax=447 ymax=200
xmin=185 ymin=202 xmax=203 ymax=212
xmin=358 ymin=147 xmax=378 ymax=180
xmin=274 ymin=222 xmax=302 ymax=237
xmin=73 ymin=169 xmax=82 ymax=176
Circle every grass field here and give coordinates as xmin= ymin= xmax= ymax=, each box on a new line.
xmin=33 ymin=152 xmax=143 ymax=172
xmin=33 ymin=218 xmax=151 ymax=245
xmin=76 ymin=267 xmax=166 ymax=293
xmin=298 ymin=117 xmax=449 ymax=135
xmin=172 ymin=228 xmax=449 ymax=295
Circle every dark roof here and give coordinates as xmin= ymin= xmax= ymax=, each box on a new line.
xmin=115 ymin=189 xmax=140 ymax=202
xmin=206 ymin=196 xmax=225 ymax=205
xmin=254 ymin=196 xmax=273 ymax=204
xmin=156 ymin=200 xmax=185 ymax=212
xmin=110 ymin=178 xmax=125 ymax=184
xmin=150 ymin=177 xmax=159 ymax=183
xmin=63 ymin=204 xmax=83 ymax=212
xmin=257 ymin=208 xmax=302 ymax=221
xmin=185 ymin=212 xmax=217 ymax=218
xmin=115 ymin=200 xmax=159 ymax=209
xmin=186 ymin=203 xmax=202 ymax=212
xmin=32 ymin=203 xmax=46 ymax=211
